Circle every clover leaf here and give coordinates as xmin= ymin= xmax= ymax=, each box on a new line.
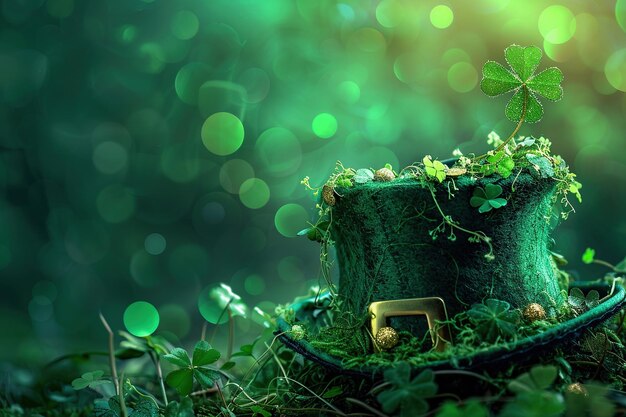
xmin=581 ymin=247 xmax=595 ymax=264
xmin=376 ymin=362 xmax=437 ymax=417
xmin=500 ymin=366 xmax=564 ymax=417
xmin=423 ymin=156 xmax=446 ymax=183
xmin=481 ymin=45 xmax=563 ymax=124
xmin=480 ymin=151 xmax=515 ymax=178
xmin=508 ymin=365 xmax=558 ymax=394
xmin=467 ymin=299 xmax=520 ymax=343
xmin=354 ymin=168 xmax=374 ymax=184
xmin=72 ymin=370 xmax=108 ymax=390
xmin=567 ymin=288 xmax=600 ymax=313
xmin=163 ymin=341 xmax=221 ymax=396
xmin=470 ymin=184 xmax=507 ymax=213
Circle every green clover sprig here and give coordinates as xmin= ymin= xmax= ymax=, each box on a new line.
xmin=163 ymin=341 xmax=222 ymax=396
xmin=481 ymin=45 xmax=563 ymax=124
xmin=470 ymin=184 xmax=507 ymax=214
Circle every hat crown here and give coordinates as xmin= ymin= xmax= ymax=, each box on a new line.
xmin=330 ymin=171 xmax=563 ymax=334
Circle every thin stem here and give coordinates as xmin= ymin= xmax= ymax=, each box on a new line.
xmin=209 ymin=298 xmax=233 ymax=344
xmin=476 ymin=86 xmax=528 ymax=160
xmin=495 ymin=87 xmax=527 ymax=153
xmin=119 ymin=371 xmax=128 ymax=417
xmin=227 ymin=308 xmax=234 ymax=360
xmin=345 ymin=398 xmax=389 ymax=417
xmin=153 ymin=353 xmax=168 ymax=406
xmin=593 ymin=259 xmax=618 ymax=271
xmin=99 ymin=312 xmax=120 ymax=396
xmin=428 ymin=185 xmax=494 ymax=259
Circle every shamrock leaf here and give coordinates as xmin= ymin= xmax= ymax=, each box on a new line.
xmin=164 ymin=341 xmax=222 ymax=396
xmin=376 ymin=362 xmax=437 ymax=417
xmin=568 ymin=288 xmax=600 ymax=313
xmin=526 ymin=154 xmax=554 ymax=178
xmin=72 ymin=370 xmax=108 ymax=390
xmin=354 ymin=168 xmax=374 ymax=184
xmin=501 ymin=366 xmax=564 ymax=417
xmin=469 ymin=184 xmax=507 ymax=213
xmin=481 ymin=45 xmax=563 ymax=124
xmin=508 ymin=365 xmax=558 ymax=394
xmin=423 ymin=156 xmax=446 ymax=183
xmin=581 ymin=247 xmax=595 ymax=264
xmin=480 ymin=151 xmax=515 ymax=178
xmin=467 ymin=299 xmax=520 ymax=343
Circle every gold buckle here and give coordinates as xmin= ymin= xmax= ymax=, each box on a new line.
xmin=369 ymin=297 xmax=452 ymax=352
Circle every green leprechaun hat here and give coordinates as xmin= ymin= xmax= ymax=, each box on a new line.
xmin=274 ymin=45 xmax=626 ymax=375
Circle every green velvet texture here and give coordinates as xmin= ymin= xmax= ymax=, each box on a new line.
xmin=331 ymin=171 xmax=563 ymax=335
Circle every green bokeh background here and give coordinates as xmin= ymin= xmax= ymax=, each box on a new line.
xmin=2 ymin=0 xmax=626 ymax=365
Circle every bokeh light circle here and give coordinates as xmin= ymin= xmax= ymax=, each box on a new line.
xmin=244 ymin=274 xmax=265 ymax=295
xmin=618 ymin=0 xmax=626 ymax=32
xmin=255 ymin=127 xmax=302 ymax=176
xmin=376 ymin=0 xmax=405 ymax=28
xmin=93 ymin=141 xmax=128 ymax=174
xmin=201 ymin=112 xmax=245 ymax=156
xmin=448 ymin=62 xmax=478 ymax=93
xmin=337 ymin=81 xmax=361 ymax=104
xmin=96 ymin=185 xmax=136 ymax=223
xmin=238 ymin=68 xmax=271 ymax=104
xmin=350 ymin=28 xmax=386 ymax=53
xmin=130 ymin=250 xmax=162 ymax=287
xmin=171 ymin=10 xmax=199 ymax=40
xmin=312 ymin=113 xmax=337 ymax=139
xmin=274 ymin=204 xmax=308 ymax=237
xmin=430 ymin=5 xmax=453 ymax=29
xmin=604 ymin=49 xmax=626 ymax=92
xmin=198 ymin=284 xmax=247 ymax=324
xmin=538 ymin=5 xmax=576 ymax=44
xmin=239 ymin=178 xmax=270 ymax=209
xmin=145 ymin=233 xmax=166 ymax=255
xmin=123 ymin=301 xmax=160 ymax=337
xmin=175 ymin=62 xmax=211 ymax=105
xmin=159 ymin=304 xmax=191 ymax=339
xmin=219 ymin=159 xmax=255 ymax=193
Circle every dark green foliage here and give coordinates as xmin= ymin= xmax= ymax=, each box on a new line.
xmin=163 ymin=341 xmax=221 ymax=396
xmin=376 ymin=363 xmax=437 ymax=417
xmin=164 ymin=398 xmax=195 ymax=417
xmin=94 ymin=397 xmax=158 ymax=417
xmin=467 ymin=299 xmax=520 ymax=343
xmin=564 ymin=384 xmax=615 ymax=417
xmin=435 ymin=401 xmax=490 ymax=417
xmin=500 ymin=366 xmax=564 ymax=417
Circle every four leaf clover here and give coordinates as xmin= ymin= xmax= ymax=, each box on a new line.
xmin=481 ymin=45 xmax=563 ymax=124
xmin=470 ymin=184 xmax=507 ymax=213
xmin=376 ymin=362 xmax=437 ymax=417
xmin=467 ymin=299 xmax=520 ymax=343
xmin=163 ymin=341 xmax=222 ymax=396
xmin=423 ymin=156 xmax=447 ymax=183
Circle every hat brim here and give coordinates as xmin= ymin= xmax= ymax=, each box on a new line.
xmin=276 ymin=283 xmax=625 ymax=377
